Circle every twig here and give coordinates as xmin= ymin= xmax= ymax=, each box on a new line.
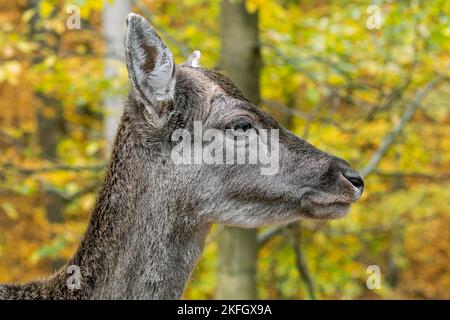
xmin=289 ymin=223 xmax=316 ymax=300
xmin=258 ymin=224 xmax=291 ymax=248
xmin=367 ymin=13 xmax=421 ymax=120
xmin=302 ymin=93 xmax=332 ymax=139
xmin=372 ymin=170 xmax=450 ymax=181
xmin=1 ymin=163 xmax=105 ymax=176
xmin=135 ymin=2 xmax=192 ymax=58
xmin=261 ymin=99 xmax=309 ymax=119
xmin=360 ymin=73 xmax=448 ymax=178
xmin=257 ymin=211 xmax=443 ymax=249
xmin=262 ymin=98 xmax=357 ymax=134
xmin=42 ymin=183 xmax=100 ymax=202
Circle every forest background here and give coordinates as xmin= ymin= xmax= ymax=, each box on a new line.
xmin=0 ymin=0 xmax=448 ymax=299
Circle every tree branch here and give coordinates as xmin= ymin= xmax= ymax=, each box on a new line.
xmin=258 ymin=224 xmax=290 ymax=248
xmin=256 ymin=74 xmax=447 ymax=250
xmin=372 ymin=170 xmax=450 ymax=181
xmin=0 ymin=163 xmax=105 ymax=176
xmin=262 ymin=98 xmax=357 ymax=134
xmin=289 ymin=223 xmax=316 ymax=300
xmin=135 ymin=2 xmax=192 ymax=58
xmin=42 ymin=182 xmax=100 ymax=202
xmin=360 ymin=73 xmax=448 ymax=178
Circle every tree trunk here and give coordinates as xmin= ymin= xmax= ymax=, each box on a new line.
xmin=102 ymin=0 xmax=131 ymax=149
xmin=36 ymin=95 xmax=66 ymax=223
xmin=28 ymin=0 xmax=66 ymax=224
xmin=216 ymin=0 xmax=261 ymax=300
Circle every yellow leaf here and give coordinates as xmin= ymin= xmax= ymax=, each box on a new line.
xmin=22 ymin=8 xmax=36 ymax=23
xmin=246 ymin=0 xmax=262 ymax=14
xmin=1 ymin=203 xmax=19 ymax=220
xmin=39 ymin=1 xmax=53 ymax=19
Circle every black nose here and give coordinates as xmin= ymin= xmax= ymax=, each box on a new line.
xmin=342 ymin=170 xmax=364 ymax=193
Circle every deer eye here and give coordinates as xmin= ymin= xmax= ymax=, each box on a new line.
xmin=226 ymin=118 xmax=254 ymax=133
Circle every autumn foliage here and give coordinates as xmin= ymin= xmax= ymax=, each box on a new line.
xmin=0 ymin=0 xmax=449 ymax=299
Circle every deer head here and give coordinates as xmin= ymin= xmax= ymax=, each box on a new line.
xmin=124 ymin=13 xmax=364 ymax=229
xmin=0 ymin=13 xmax=366 ymax=301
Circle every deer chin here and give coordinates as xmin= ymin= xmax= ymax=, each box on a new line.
xmin=299 ymin=198 xmax=352 ymax=220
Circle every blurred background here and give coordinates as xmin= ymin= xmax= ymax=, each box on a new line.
xmin=0 ymin=0 xmax=449 ymax=299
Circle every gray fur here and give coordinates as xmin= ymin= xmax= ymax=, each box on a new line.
xmin=0 ymin=14 xmax=363 ymax=300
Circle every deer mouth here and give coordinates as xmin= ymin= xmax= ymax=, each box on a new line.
xmin=299 ymin=198 xmax=352 ymax=220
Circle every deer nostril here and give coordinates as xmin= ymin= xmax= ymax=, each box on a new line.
xmin=343 ymin=171 xmax=364 ymax=193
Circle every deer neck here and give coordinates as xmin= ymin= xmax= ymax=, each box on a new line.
xmin=71 ymin=119 xmax=211 ymax=299
xmin=2 ymin=116 xmax=211 ymax=300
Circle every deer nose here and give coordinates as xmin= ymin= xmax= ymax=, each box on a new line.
xmin=342 ymin=170 xmax=364 ymax=194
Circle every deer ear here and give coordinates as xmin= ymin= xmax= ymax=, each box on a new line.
xmin=125 ymin=13 xmax=175 ymax=109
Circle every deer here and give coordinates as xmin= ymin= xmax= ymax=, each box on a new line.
xmin=0 ymin=13 xmax=364 ymax=300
